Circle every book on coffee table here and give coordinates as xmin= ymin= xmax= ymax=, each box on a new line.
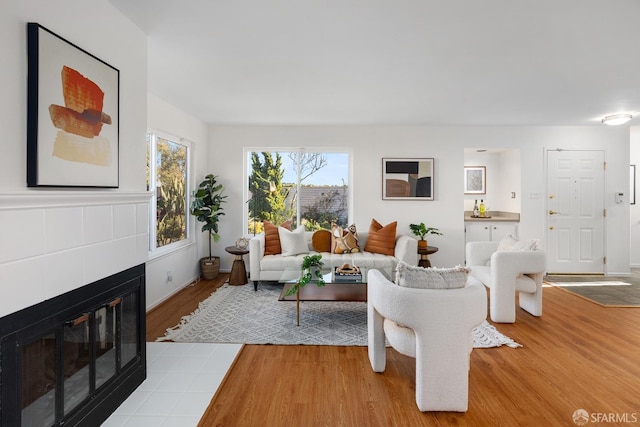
xmin=333 ymin=267 xmax=363 ymax=283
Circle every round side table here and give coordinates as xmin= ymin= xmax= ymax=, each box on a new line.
xmin=225 ymin=246 xmax=249 ymax=285
xmin=418 ymin=246 xmax=439 ymax=268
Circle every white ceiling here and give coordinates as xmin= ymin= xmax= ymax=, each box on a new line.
xmin=109 ymin=0 xmax=640 ymax=126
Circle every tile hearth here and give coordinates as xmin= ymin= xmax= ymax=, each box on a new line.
xmin=102 ymin=342 xmax=241 ymax=427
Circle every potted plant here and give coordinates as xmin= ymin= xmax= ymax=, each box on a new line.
xmin=409 ymin=223 xmax=443 ymax=249
xmin=190 ymin=174 xmax=227 ymax=279
xmin=285 ymin=254 xmax=325 ymax=296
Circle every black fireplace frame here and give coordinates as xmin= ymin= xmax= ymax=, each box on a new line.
xmin=0 ymin=264 xmax=146 ymax=426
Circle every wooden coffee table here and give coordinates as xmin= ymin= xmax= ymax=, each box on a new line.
xmin=278 ymin=268 xmax=367 ymax=325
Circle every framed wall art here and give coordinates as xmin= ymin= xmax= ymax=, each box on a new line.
xmin=382 ymin=158 xmax=434 ymax=200
xmin=27 ymin=23 xmax=119 ymax=187
xmin=464 ymin=166 xmax=486 ymax=195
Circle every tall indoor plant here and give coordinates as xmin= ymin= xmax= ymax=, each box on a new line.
xmin=190 ymin=174 xmax=227 ymax=279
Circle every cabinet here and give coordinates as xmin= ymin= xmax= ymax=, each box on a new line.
xmin=465 ymin=221 xmax=518 ymax=243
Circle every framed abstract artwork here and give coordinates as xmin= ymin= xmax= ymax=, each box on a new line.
xmin=27 ymin=23 xmax=119 ymax=187
xmin=382 ymin=158 xmax=434 ymax=200
xmin=464 ymin=166 xmax=486 ymax=194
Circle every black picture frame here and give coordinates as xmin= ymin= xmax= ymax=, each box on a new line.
xmin=27 ymin=23 xmax=119 ymax=188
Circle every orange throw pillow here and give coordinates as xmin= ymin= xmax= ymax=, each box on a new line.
xmin=364 ymin=219 xmax=397 ymax=256
xmin=312 ymin=229 xmax=332 ymax=252
xmin=263 ymin=220 xmax=291 ymax=255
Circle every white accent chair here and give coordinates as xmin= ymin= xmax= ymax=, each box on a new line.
xmin=367 ymin=269 xmax=487 ymax=412
xmin=465 ymin=241 xmax=546 ymax=323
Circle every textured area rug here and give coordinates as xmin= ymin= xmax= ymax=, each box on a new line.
xmin=158 ymin=282 xmax=521 ymax=348
xmin=546 ymin=278 xmax=640 ymax=307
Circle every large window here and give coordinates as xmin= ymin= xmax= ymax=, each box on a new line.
xmin=246 ymin=149 xmax=350 ymax=234
xmin=147 ymin=131 xmax=190 ymax=251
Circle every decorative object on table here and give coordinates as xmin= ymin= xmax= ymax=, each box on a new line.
xmin=27 ymin=23 xmax=119 ymax=188
xmin=235 ymin=237 xmax=249 ymax=249
xmin=334 ymin=263 xmax=363 ymax=282
xmin=464 ymin=166 xmax=486 ymax=195
xmin=382 ymin=158 xmax=434 ymax=200
xmin=225 ymin=246 xmax=249 ymax=286
xmin=190 ymin=174 xmax=227 ymax=279
xmin=409 ymin=223 xmax=442 ymax=250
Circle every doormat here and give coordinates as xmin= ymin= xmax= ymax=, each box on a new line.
xmin=546 ymin=278 xmax=640 ymax=307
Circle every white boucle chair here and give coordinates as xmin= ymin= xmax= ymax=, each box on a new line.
xmin=367 ymin=269 xmax=487 ymax=412
xmin=465 ymin=241 xmax=546 ymax=323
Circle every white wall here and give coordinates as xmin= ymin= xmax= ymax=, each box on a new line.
xmin=145 ymin=93 xmax=211 ymax=309
xmin=631 ymin=126 xmax=640 ymax=267
xmin=209 ymin=125 xmax=630 ymax=274
xmin=0 ymin=1 xmax=149 ymax=317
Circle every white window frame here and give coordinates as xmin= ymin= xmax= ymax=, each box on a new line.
xmin=243 ymin=147 xmax=353 ymax=235
xmin=148 ymin=130 xmax=193 ymax=257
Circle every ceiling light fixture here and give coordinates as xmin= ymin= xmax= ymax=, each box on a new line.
xmin=602 ymin=114 xmax=632 ymax=126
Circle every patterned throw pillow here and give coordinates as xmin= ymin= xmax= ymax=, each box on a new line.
xmin=331 ymin=223 xmax=360 ymax=254
xmin=312 ymin=229 xmax=332 ymax=252
xmin=363 ymin=218 xmax=397 ymax=256
xmin=395 ymin=261 xmax=469 ymax=289
xmin=263 ymin=220 xmax=291 ymax=255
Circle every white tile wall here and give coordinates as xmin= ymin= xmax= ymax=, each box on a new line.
xmin=0 ymin=209 xmax=46 ymax=263
xmin=83 ymin=205 xmax=113 ymax=245
xmin=44 ymin=249 xmax=84 ymax=299
xmin=45 ymin=207 xmax=83 ymax=252
xmin=114 ymin=204 xmax=136 ymax=239
xmin=0 ymin=257 xmax=46 ymax=317
xmin=0 ymin=194 xmax=150 ymax=318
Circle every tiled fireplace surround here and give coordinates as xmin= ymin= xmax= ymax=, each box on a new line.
xmin=0 ymin=193 xmax=150 ymax=425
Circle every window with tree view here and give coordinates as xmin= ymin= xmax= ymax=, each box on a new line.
xmin=246 ymin=150 xmax=350 ymax=234
xmin=147 ymin=132 xmax=190 ymax=250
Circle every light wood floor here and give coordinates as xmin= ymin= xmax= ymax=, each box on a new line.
xmin=147 ymin=274 xmax=640 ymax=427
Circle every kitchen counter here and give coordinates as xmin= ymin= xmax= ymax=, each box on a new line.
xmin=464 ymin=211 xmax=520 ymax=222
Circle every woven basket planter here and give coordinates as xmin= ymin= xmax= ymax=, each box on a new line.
xmin=200 ymin=256 xmax=220 ymax=280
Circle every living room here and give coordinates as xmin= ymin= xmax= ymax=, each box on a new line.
xmin=2 ymin=1 xmax=640 ymax=426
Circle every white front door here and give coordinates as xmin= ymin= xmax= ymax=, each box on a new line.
xmin=546 ymin=150 xmax=605 ymax=274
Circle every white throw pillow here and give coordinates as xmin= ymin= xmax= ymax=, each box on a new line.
xmin=395 ymin=261 xmax=469 ymax=289
xmin=496 ymin=234 xmax=538 ymax=252
xmin=278 ymin=226 xmax=308 ymax=256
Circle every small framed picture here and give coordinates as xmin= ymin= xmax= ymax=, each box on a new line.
xmin=464 ymin=166 xmax=486 ymax=194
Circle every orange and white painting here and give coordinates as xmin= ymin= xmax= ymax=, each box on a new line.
xmin=27 ymin=23 xmax=119 ymax=187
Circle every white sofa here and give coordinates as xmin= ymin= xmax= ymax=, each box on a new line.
xmin=249 ymin=232 xmax=418 ymax=290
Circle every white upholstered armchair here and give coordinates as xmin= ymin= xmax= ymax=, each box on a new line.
xmin=367 ymin=269 xmax=487 ymax=412
xmin=465 ymin=241 xmax=546 ymax=323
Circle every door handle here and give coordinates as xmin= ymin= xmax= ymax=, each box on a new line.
xmin=549 ymin=210 xmax=559 ymax=215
